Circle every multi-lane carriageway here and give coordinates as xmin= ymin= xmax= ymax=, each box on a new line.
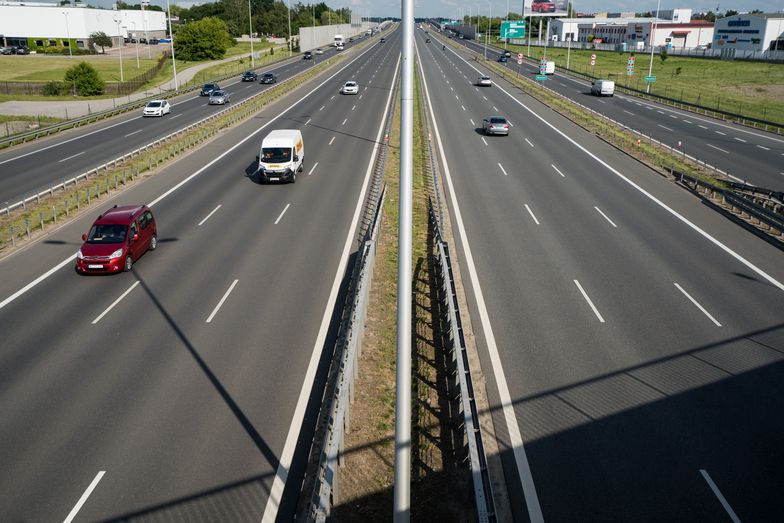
xmin=0 ymin=28 xmax=399 ymax=522
xmin=418 ymin=25 xmax=784 ymax=522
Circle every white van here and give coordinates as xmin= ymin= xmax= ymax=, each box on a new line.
xmin=256 ymin=129 xmax=304 ymax=183
xmin=543 ymin=60 xmax=555 ymax=74
xmin=334 ymin=34 xmax=344 ymax=47
xmin=591 ymin=79 xmax=615 ymax=96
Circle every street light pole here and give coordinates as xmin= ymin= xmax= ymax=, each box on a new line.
xmin=248 ymin=0 xmax=255 ymax=68
xmin=504 ymin=0 xmax=509 ymax=50
xmin=484 ymin=0 xmax=491 ymax=60
xmin=114 ymin=18 xmax=124 ymax=82
xmin=130 ymin=23 xmax=140 ymax=68
xmin=647 ymin=0 xmax=661 ymax=93
xmin=287 ymin=0 xmax=292 ymax=57
xmin=165 ymin=0 xmax=178 ymax=90
xmin=62 ymin=11 xmax=73 ymax=59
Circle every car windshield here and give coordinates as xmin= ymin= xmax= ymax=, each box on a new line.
xmin=87 ymin=224 xmax=128 ymax=244
xmin=263 ymin=74 xmax=274 ymax=79
xmin=261 ymin=147 xmax=292 ymax=163
xmin=480 ymin=76 xmax=490 ymax=80
xmin=147 ymin=101 xmax=161 ymax=108
xmin=489 ymin=117 xmax=507 ymax=124
xmin=204 ymin=84 xmax=216 ymax=90
xmin=211 ymin=90 xmax=225 ymax=97
xmin=346 ymin=82 xmax=357 ymax=87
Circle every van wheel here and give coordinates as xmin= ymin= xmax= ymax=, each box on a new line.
xmin=149 ymin=234 xmax=158 ymax=251
xmin=124 ymin=255 xmax=133 ymax=272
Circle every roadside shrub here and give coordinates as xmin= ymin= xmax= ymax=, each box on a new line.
xmin=63 ymin=61 xmax=105 ymax=96
xmin=42 ymin=81 xmax=64 ymax=96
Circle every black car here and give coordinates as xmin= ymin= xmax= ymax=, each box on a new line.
xmin=139 ymin=37 xmax=148 ymax=44
xmin=380 ymin=38 xmax=386 ymax=43
xmin=498 ymin=55 xmax=508 ymax=62
xmin=426 ymin=38 xmax=431 ymax=43
xmin=200 ymin=83 xmax=219 ymax=96
xmin=260 ymin=72 xmax=277 ymax=84
xmin=149 ymin=38 xmax=159 ymax=45
xmin=303 ymin=51 xmax=312 ymax=59
xmin=16 ymin=46 xmax=30 ymax=55
xmin=1 ymin=46 xmax=17 ymax=55
xmin=241 ymin=70 xmax=258 ymax=82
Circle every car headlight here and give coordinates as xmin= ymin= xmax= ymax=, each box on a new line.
xmin=110 ymin=248 xmax=124 ymax=259
xmin=77 ymin=249 xmax=84 ymax=260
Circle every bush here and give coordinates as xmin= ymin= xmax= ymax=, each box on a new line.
xmin=173 ymin=17 xmax=233 ymax=61
xmin=63 ymin=61 xmax=105 ymax=96
xmin=42 ymin=81 xmax=64 ymax=96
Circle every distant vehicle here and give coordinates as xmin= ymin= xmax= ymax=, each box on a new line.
xmin=200 ymin=83 xmax=219 ymax=96
xmin=143 ymin=99 xmax=171 ymax=117
xmin=504 ymin=51 xmax=511 ymax=57
xmin=303 ymin=50 xmax=313 ymax=59
xmin=336 ymin=44 xmax=344 ymax=51
xmin=315 ymin=48 xmax=324 ymax=55
xmin=1 ymin=46 xmax=17 ymax=55
xmin=531 ymin=0 xmax=556 ymax=13
xmin=426 ymin=38 xmax=431 ymax=43
xmin=380 ymin=37 xmax=386 ymax=43
xmin=256 ymin=129 xmax=304 ymax=183
xmin=542 ymin=60 xmax=555 ymax=74
xmin=149 ymin=38 xmax=159 ymax=45
xmin=159 ymin=38 xmax=172 ymax=43
xmin=260 ymin=72 xmax=277 ymax=84
xmin=76 ymin=205 xmax=157 ymax=274
xmin=498 ymin=55 xmax=508 ymax=62
xmin=241 ymin=70 xmax=258 ymax=81
xmin=341 ymin=81 xmax=359 ymax=95
xmin=482 ymin=116 xmax=509 ymax=136
xmin=477 ymin=75 xmax=492 ymax=87
xmin=208 ymin=89 xmax=230 ymax=105
xmin=591 ymin=79 xmax=615 ymax=96
xmin=16 ymin=46 xmax=30 ymax=55
xmin=334 ymin=34 xmax=345 ymax=47
xmin=139 ymin=37 xmax=148 ymax=44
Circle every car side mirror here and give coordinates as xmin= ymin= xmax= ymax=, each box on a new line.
xmin=256 ymin=155 xmax=260 ymax=162
xmin=294 ymin=155 xmax=299 ymax=162
xmin=82 ymin=234 xmax=87 ymax=241
xmin=132 ymin=233 xmax=139 ymax=242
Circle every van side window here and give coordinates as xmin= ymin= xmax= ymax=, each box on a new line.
xmin=140 ymin=211 xmax=152 ymax=230
xmin=130 ymin=222 xmax=139 ymax=237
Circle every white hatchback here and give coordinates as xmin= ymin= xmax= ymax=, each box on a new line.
xmin=477 ymin=75 xmax=492 ymax=87
xmin=341 ymin=81 xmax=359 ymax=95
xmin=143 ymin=100 xmax=171 ymax=117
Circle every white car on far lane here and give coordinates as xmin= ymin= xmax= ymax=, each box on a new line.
xmin=143 ymin=99 xmax=171 ymax=117
xmin=341 ymin=81 xmax=359 ymax=95
xmin=477 ymin=75 xmax=492 ymax=87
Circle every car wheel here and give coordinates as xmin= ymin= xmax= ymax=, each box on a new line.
xmin=149 ymin=234 xmax=157 ymax=251
xmin=124 ymin=255 xmax=133 ymax=272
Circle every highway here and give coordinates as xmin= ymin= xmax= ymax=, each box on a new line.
xmin=417 ymin=27 xmax=784 ymax=522
xmin=0 ymin=33 xmax=375 ymax=206
xmin=0 ymin=27 xmax=399 ymax=522
xmin=437 ymin=28 xmax=784 ymax=191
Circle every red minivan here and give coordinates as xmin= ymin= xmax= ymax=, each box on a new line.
xmin=76 ymin=205 xmax=157 ymax=274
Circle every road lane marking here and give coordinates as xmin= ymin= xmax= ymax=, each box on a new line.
xmin=493 ymin=106 xmax=499 ymax=112
xmin=455 ymin=94 xmax=459 ymax=100
xmin=551 ymin=164 xmax=565 ymax=178
xmin=623 ymin=110 xmax=635 ymax=116
xmin=198 ymin=204 xmax=222 ymax=226
xmin=359 ymin=94 xmax=363 ymax=100
xmin=597 ymin=99 xmax=606 ymax=104
xmin=470 ymin=118 xmax=475 ymax=126
xmin=305 ymin=118 xmax=312 ymax=125
xmin=330 ymin=95 xmax=335 ymax=99
xmin=707 ymin=143 xmax=729 ymax=154
xmin=715 ymin=130 xmax=727 ymax=136
xmin=734 ymin=137 xmax=746 ymax=143
xmin=206 ymin=279 xmax=239 ymax=323
xmin=328 ymin=136 xmax=335 ymax=145
xmin=657 ymin=124 xmax=674 ymax=132
xmin=461 ymin=105 xmax=466 ymax=111
xmin=683 ymin=119 xmax=692 ymax=124
xmin=482 ymin=95 xmax=488 ymax=101
xmin=698 ymin=124 xmax=708 ymax=129
xmin=63 ymin=471 xmax=105 ymax=523
xmin=657 ymin=110 xmax=665 ymax=114
xmin=594 ymin=206 xmax=617 ymax=228
xmin=124 ymin=129 xmax=143 ymax=137
xmin=308 ymin=162 xmax=318 ymax=175
xmin=498 ymin=163 xmax=508 ymax=176
xmin=524 ymin=204 xmax=540 ymax=224
xmin=319 ymin=105 xmax=325 ymax=111
xmin=342 ymin=118 xmax=348 ymax=126
xmin=507 ymin=120 xmax=514 ymax=126
xmin=669 ymin=114 xmax=678 ymax=119
xmin=351 ymin=105 xmax=356 ymax=111
xmin=757 ymin=144 xmax=770 ymax=150
xmin=416 ymin=49 xmax=545 ymax=523
xmin=58 ymin=151 xmax=85 ymax=163
xmin=525 ymin=138 xmax=534 ymax=147
xmin=574 ymin=280 xmax=605 ymax=323
xmin=481 ymin=137 xmax=488 ymax=146
xmin=92 ymin=282 xmax=140 ymax=324
xmin=674 ymin=283 xmax=721 ymax=326
xmin=700 ymin=470 xmax=741 ymax=523
xmin=170 ymin=114 xmax=182 ymax=119
xmin=274 ymin=203 xmax=291 ymax=225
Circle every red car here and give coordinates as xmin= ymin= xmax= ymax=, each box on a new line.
xmin=531 ymin=0 xmax=556 ymax=13
xmin=76 ymin=205 xmax=157 ymax=274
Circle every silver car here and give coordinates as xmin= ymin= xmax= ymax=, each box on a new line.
xmin=208 ymin=90 xmax=230 ymax=105
xmin=477 ymin=75 xmax=492 ymax=87
xmin=482 ymin=116 xmax=509 ymax=136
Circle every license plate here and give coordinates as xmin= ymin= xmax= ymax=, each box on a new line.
xmin=270 ymin=177 xmax=280 ymax=181
xmin=88 ymin=264 xmax=103 ymax=269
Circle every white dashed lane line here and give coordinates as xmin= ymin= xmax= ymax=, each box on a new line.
xmin=462 ymin=105 xmax=466 ymax=111
xmin=657 ymin=124 xmax=674 ymax=132
xmin=498 ymin=163 xmax=508 ymax=176
xmin=329 ymin=136 xmax=335 ymax=145
xmin=58 ymin=151 xmax=85 ymax=163
xmin=481 ymin=137 xmax=488 ymax=146
xmin=707 ymin=143 xmax=729 ymax=154
xmin=757 ymin=144 xmax=771 ymax=151
xmin=574 ymin=280 xmax=605 ymax=323
xmin=92 ymin=282 xmax=140 ymax=325
xmin=198 ymin=204 xmax=222 ymax=226
xmin=524 ymin=204 xmax=540 ymax=225
xmin=674 ymin=283 xmax=722 ymax=327
xmin=470 ymin=118 xmax=475 ymax=126
xmin=698 ymin=124 xmax=708 ymax=129
xmin=551 ymin=164 xmax=565 ymax=178
xmin=525 ymin=138 xmax=534 ymax=147
xmin=594 ymin=207 xmax=618 ymax=228
xmin=734 ymin=137 xmax=746 ymax=143
xmin=715 ymin=130 xmax=727 ymax=136
xmin=342 ymin=118 xmax=347 ymax=126
xmin=308 ymin=162 xmax=318 ymax=176
xmin=206 ymin=279 xmax=239 ymax=323
xmin=124 ymin=129 xmax=143 ymax=138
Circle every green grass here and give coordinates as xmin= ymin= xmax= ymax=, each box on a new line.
xmin=0 ymin=54 xmax=161 ymax=83
xmin=510 ymin=43 xmax=784 ymax=124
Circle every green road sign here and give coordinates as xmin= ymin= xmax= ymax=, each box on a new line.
xmin=645 ymin=75 xmax=657 ymax=82
xmin=536 ymin=75 xmax=548 ymax=81
xmin=500 ymin=21 xmax=526 ymax=39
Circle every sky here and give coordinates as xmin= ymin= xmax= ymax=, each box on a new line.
xmin=86 ymin=1 xmax=784 ymax=20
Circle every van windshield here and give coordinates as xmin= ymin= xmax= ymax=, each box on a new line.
xmin=261 ymin=147 xmax=292 ymax=163
xmin=87 ymin=224 xmax=128 ymax=244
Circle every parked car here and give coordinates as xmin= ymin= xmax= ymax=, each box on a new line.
xmin=143 ymin=99 xmax=171 ymax=117
xmin=260 ymin=72 xmax=277 ymax=84
xmin=16 ymin=46 xmax=30 ymax=55
xmin=341 ymin=81 xmax=359 ymax=95
xmin=208 ymin=89 xmax=230 ymax=105
xmin=531 ymin=0 xmax=556 ymax=13
xmin=76 ymin=205 xmax=157 ymax=274
xmin=477 ymin=75 xmax=492 ymax=87
xmin=200 ymin=83 xmax=219 ymax=96
xmin=139 ymin=37 xmax=148 ymax=44
xmin=303 ymin=50 xmax=313 ymax=59
xmin=482 ymin=116 xmax=509 ymax=136
xmin=241 ymin=70 xmax=258 ymax=81
xmin=1 ymin=46 xmax=18 ymax=55
xmin=149 ymin=38 xmax=159 ymax=45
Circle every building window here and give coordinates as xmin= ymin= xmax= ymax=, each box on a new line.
xmin=76 ymin=40 xmax=85 ymax=48
xmin=49 ymin=40 xmax=57 ymax=46
xmin=36 ymin=40 xmax=44 ymax=46
xmin=63 ymin=40 xmax=70 ymax=47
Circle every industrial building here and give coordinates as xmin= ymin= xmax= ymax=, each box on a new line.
xmin=0 ymin=2 xmax=166 ymax=52
xmin=713 ymin=12 xmax=784 ymax=52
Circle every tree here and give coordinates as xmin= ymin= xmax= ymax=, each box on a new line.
xmin=174 ymin=17 xmax=233 ymax=61
xmin=89 ymin=31 xmax=113 ymax=53
xmin=660 ymin=47 xmax=668 ymax=64
xmin=63 ymin=61 xmax=105 ymax=96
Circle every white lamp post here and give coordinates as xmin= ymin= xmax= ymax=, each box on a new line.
xmin=248 ymin=0 xmax=255 ymax=68
xmin=647 ymin=0 xmax=661 ymax=93
xmin=165 ymin=0 xmax=178 ymax=90
xmin=114 ymin=17 xmax=124 ymax=82
xmin=130 ymin=23 xmax=139 ymax=68
xmin=62 ymin=11 xmax=73 ymax=59
xmin=287 ymin=0 xmax=292 ymax=57
xmin=483 ymin=0 xmax=491 ymax=60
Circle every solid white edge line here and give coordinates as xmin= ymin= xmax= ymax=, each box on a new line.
xmin=205 ymin=279 xmax=238 ymax=323
xmin=420 ymin=42 xmax=545 ymax=523
xmin=594 ymin=206 xmax=618 ymax=228
xmin=260 ymin=51 xmax=401 ymax=523
xmin=574 ymin=279 xmax=605 ymax=323
xmin=91 ymin=281 xmax=140 ymax=325
xmin=444 ymin=47 xmax=784 ymax=294
xmin=63 ymin=470 xmax=105 ymax=523
xmin=700 ymin=469 xmax=742 ymax=523
xmin=308 ymin=162 xmax=319 ymax=175
xmin=524 ymin=204 xmax=540 ymax=224
xmin=0 ymin=37 xmax=385 ymax=314
xmin=674 ymin=283 xmax=722 ymax=327
xmin=198 ymin=204 xmax=222 ymax=226
xmin=274 ymin=203 xmax=291 ymax=225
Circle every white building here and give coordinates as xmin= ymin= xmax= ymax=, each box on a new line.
xmin=713 ymin=13 xmax=784 ymax=52
xmin=550 ymin=16 xmax=713 ymax=50
xmin=0 ymin=4 xmax=166 ymax=51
